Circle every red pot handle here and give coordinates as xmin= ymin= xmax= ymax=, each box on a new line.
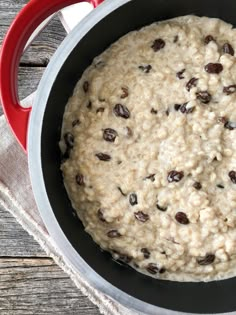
xmin=0 ymin=0 xmax=104 ymax=152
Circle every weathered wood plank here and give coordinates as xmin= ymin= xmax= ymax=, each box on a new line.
xmin=0 ymin=1 xmax=66 ymax=66
xmin=0 ymin=258 xmax=100 ymax=314
xmin=0 ymin=206 xmax=46 ymax=257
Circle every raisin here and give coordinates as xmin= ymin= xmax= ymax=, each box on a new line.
xmin=174 ymin=104 xmax=181 ymax=111
xmin=159 ymin=267 xmax=166 ymax=274
xmin=72 ymin=119 xmax=80 ymax=127
xmin=139 ymin=65 xmax=152 ymax=73
xmin=180 ymin=103 xmax=194 ymax=114
xmin=223 ymin=43 xmax=234 ymax=56
xmin=107 ymin=230 xmax=121 ymax=238
xmin=218 ymin=116 xmax=227 ymax=124
xmin=205 ymin=63 xmax=223 ymax=74
xmin=223 ymin=85 xmax=236 ymax=95
xmin=75 ymin=174 xmax=84 ymax=186
xmin=186 ymin=77 xmax=198 ymax=91
xmin=134 ymin=211 xmax=149 ymax=223
xmin=145 ymin=174 xmax=155 ymax=182
xmin=217 ymin=184 xmax=224 ymax=189
xmin=175 ymin=212 xmax=189 ymax=225
xmin=196 ymin=91 xmax=212 ymax=104
xmin=156 ymin=204 xmax=167 ymax=211
xmin=96 ymin=107 xmax=105 ymax=113
xmin=229 ymin=171 xmax=236 ymax=184
xmin=167 ymin=170 xmax=184 ymax=183
xmin=95 ymin=153 xmax=111 ymax=161
xmin=176 ymin=69 xmax=185 ymax=80
xmin=114 ymin=104 xmax=130 ymax=119
xmin=193 ymin=182 xmax=202 ymax=190
xmin=83 ymin=81 xmax=89 ymax=93
xmin=121 ymin=87 xmax=129 ymax=99
xmin=117 ymin=253 xmax=132 ymax=264
xmin=146 ymin=263 xmax=159 ymax=274
xmin=103 ymin=128 xmax=118 ymax=142
xmin=173 ymin=35 xmax=179 ymax=43
xmin=141 ymin=248 xmax=150 ymax=259
xmin=151 ymin=108 xmax=158 ymax=114
xmin=204 ymin=35 xmax=215 ymax=44
xmin=224 ymin=121 xmax=236 ymax=130
xmin=118 ymin=187 xmax=127 ymax=197
xmin=129 ymin=193 xmax=138 ymax=206
xmin=97 ymin=209 xmax=106 ymax=222
xmin=151 ymin=38 xmax=165 ymax=52
xmin=197 ymin=254 xmax=215 ymax=265
xmin=64 ymin=132 xmax=74 ymax=149
xmin=166 ymin=109 xmax=170 ymax=116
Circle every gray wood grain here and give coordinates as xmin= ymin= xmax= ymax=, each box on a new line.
xmin=0 ymin=1 xmax=101 ymax=314
xmin=0 ymin=258 xmax=99 ymax=314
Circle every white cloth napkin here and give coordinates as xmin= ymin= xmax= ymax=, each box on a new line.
xmin=0 ymin=114 xmax=137 ymax=315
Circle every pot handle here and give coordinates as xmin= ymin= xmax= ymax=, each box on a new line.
xmin=0 ymin=0 xmax=104 ymax=152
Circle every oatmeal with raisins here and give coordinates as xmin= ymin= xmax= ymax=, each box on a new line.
xmin=60 ymin=16 xmax=236 ymax=281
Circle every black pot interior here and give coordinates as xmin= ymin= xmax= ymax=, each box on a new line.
xmin=41 ymin=0 xmax=236 ymax=313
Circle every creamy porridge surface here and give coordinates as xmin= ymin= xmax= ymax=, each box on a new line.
xmin=60 ymin=15 xmax=236 ymax=281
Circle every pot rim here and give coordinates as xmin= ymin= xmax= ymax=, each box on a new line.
xmin=28 ymin=1 xmax=230 ymax=314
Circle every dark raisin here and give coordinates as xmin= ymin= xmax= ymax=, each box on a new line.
xmin=218 ymin=116 xmax=227 ymax=124
xmin=64 ymin=132 xmax=74 ymax=149
xmin=121 ymin=87 xmax=129 ymax=99
xmin=87 ymin=101 xmax=92 ymax=109
xmin=103 ymin=128 xmax=118 ymax=142
xmin=114 ymin=104 xmax=130 ymax=119
xmin=167 ymin=170 xmax=184 ymax=183
xmin=159 ymin=267 xmax=166 ymax=274
xmin=134 ymin=211 xmax=149 ymax=223
xmin=118 ymin=187 xmax=127 ymax=197
xmin=205 ymin=63 xmax=223 ymax=74
xmin=156 ymin=204 xmax=167 ymax=211
xmin=139 ymin=65 xmax=152 ymax=73
xmin=96 ymin=107 xmax=105 ymax=113
xmin=180 ymin=103 xmax=194 ymax=114
xmin=196 ymin=91 xmax=212 ymax=104
xmin=166 ymin=109 xmax=170 ymax=116
xmin=141 ymin=248 xmax=150 ymax=259
xmin=145 ymin=174 xmax=155 ymax=182
xmin=72 ymin=119 xmax=80 ymax=127
xmin=193 ymin=182 xmax=202 ymax=190
xmin=129 ymin=193 xmax=138 ymax=206
xmin=175 ymin=212 xmax=190 ymax=225
xmin=151 ymin=108 xmax=158 ymax=114
xmin=223 ymin=43 xmax=234 ymax=56
xmin=146 ymin=263 xmax=159 ymax=274
xmin=83 ymin=81 xmax=89 ymax=92
xmin=107 ymin=230 xmax=121 ymax=238
xmin=197 ymin=254 xmax=215 ymax=265
xmin=151 ymin=38 xmax=165 ymax=52
xmin=99 ymin=97 xmax=106 ymax=102
xmin=217 ymin=184 xmax=224 ymax=189
xmin=97 ymin=209 xmax=106 ymax=222
xmin=204 ymin=35 xmax=215 ymax=44
xmin=223 ymin=85 xmax=236 ymax=95
xmin=75 ymin=174 xmax=84 ymax=186
xmin=174 ymin=104 xmax=181 ymax=111
xmin=186 ymin=77 xmax=198 ymax=91
xmin=224 ymin=121 xmax=236 ymax=130
xmin=117 ymin=253 xmax=132 ymax=264
xmin=173 ymin=35 xmax=179 ymax=43
xmin=229 ymin=171 xmax=236 ymax=184
xmin=176 ymin=69 xmax=185 ymax=80
xmin=95 ymin=153 xmax=111 ymax=161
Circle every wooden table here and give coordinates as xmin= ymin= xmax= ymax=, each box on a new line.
xmin=0 ymin=1 xmax=101 ymax=314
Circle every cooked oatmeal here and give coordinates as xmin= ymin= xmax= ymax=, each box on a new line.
xmin=60 ymin=15 xmax=236 ymax=281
